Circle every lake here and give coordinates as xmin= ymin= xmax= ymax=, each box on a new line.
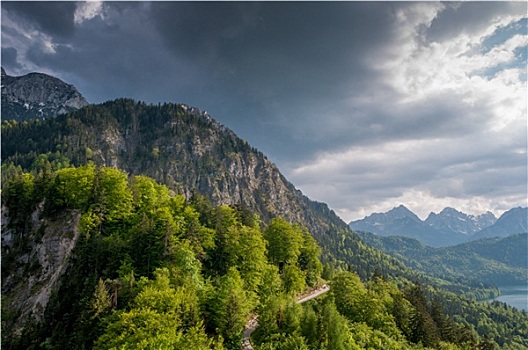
xmin=489 ymin=285 xmax=528 ymax=312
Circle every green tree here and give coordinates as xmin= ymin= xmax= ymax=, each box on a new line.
xmin=208 ymin=267 xmax=252 ymax=349
xmin=320 ymin=300 xmax=360 ymax=350
xmin=283 ymin=263 xmax=306 ymax=295
xmin=91 ymin=167 xmax=133 ymax=226
xmin=300 ymin=304 xmax=319 ymax=348
xmin=47 ymin=164 xmax=95 ymax=211
xmin=2 ymin=172 xmax=35 ymax=223
xmin=298 ymin=228 xmax=323 ymax=287
xmin=236 ymin=225 xmax=268 ymax=293
xmin=404 ymin=283 xmax=440 ymax=347
xmin=258 ymin=264 xmax=283 ymax=299
xmin=331 ymin=271 xmax=369 ymax=324
xmin=91 ymin=278 xmax=112 ymax=318
xmin=265 ymin=218 xmax=304 ymax=270
xmin=95 ymin=268 xmax=218 ymax=349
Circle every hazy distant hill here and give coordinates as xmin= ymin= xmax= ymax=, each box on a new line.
xmin=1 ymin=67 xmax=88 ymax=121
xmin=357 ymin=231 xmax=528 ymax=286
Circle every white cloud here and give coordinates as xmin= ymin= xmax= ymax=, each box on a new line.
xmin=290 ymin=5 xmax=527 ymax=222
xmin=74 ymin=1 xmax=104 ymax=25
xmin=287 ymin=19 xmax=526 ymax=213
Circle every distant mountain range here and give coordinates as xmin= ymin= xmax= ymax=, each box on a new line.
xmin=349 ymin=205 xmax=527 ymax=247
xmin=1 ymin=67 xmax=88 ymax=121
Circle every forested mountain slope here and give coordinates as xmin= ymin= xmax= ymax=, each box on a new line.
xmin=1 ymin=98 xmax=415 ymax=281
xmin=357 ymin=231 xmax=528 ymax=286
xmin=3 ymin=99 xmax=528 ymax=349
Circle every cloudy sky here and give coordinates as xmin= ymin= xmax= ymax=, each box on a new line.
xmin=2 ymin=1 xmax=527 ymax=222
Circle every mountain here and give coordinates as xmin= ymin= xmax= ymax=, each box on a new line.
xmin=0 ymin=98 xmax=428 ymax=347
xmin=1 ymin=98 xmax=417 ymax=282
xmin=347 ymin=205 xmax=421 ymax=234
xmin=357 ymin=231 xmax=528 ymax=287
xmin=350 ymin=206 xmax=523 ymax=247
xmin=349 ymin=205 xmax=468 ymax=247
xmin=471 ymin=207 xmax=528 ymax=240
xmin=425 ymin=207 xmax=496 ymax=236
xmin=1 ymin=67 xmax=88 ymax=120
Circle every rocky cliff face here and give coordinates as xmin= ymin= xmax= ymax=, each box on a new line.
xmin=1 ymin=205 xmax=81 ymax=336
xmin=1 ymin=67 xmax=88 ymax=120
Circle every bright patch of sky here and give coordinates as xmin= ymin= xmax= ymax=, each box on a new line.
xmin=74 ymin=1 xmax=103 ymax=25
xmin=474 ymin=18 xmax=527 ymax=80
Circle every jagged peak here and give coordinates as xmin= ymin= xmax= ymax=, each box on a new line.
xmin=387 ymin=204 xmax=418 ymax=218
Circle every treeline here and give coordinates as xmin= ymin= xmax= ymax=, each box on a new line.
xmin=3 ymin=165 xmax=527 ymax=349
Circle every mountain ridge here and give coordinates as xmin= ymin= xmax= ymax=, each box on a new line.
xmin=425 ymin=207 xmax=497 ymax=236
xmin=356 ymin=230 xmax=528 ymax=286
xmin=350 ymin=205 xmax=524 ymax=247
xmin=2 ymin=98 xmax=413 ymax=281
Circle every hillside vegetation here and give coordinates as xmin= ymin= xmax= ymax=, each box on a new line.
xmin=2 ymin=165 xmax=528 ymax=349
xmin=357 ymin=231 xmax=528 ymax=286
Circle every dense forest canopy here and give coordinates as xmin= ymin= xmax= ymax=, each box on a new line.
xmin=2 ymin=165 xmax=527 ymax=349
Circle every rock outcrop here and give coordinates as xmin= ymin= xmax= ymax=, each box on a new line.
xmin=1 ymin=205 xmax=81 ymax=336
xmin=1 ymin=67 xmax=88 ymax=120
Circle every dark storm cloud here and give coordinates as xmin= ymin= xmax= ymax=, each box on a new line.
xmin=2 ymin=1 xmax=76 ymax=38
xmin=20 ymin=2 xmax=190 ymax=104
xmin=146 ymin=2 xmax=398 ymax=161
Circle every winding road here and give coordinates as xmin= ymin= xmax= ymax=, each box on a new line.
xmin=241 ymin=284 xmax=330 ymax=350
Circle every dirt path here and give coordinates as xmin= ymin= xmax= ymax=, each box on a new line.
xmin=241 ymin=284 xmax=330 ymax=350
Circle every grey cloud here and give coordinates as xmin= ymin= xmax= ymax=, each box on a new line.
xmin=2 ymin=1 xmax=76 ymax=38
xmin=1 ymin=47 xmax=22 ymax=70
xmin=145 ymin=2 xmax=397 ymax=157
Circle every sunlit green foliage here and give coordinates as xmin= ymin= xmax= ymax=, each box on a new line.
xmin=2 ymin=166 xmax=323 ymax=350
xmin=94 ymin=268 xmax=220 ymax=350
xmin=2 ymin=165 xmax=526 ymax=350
